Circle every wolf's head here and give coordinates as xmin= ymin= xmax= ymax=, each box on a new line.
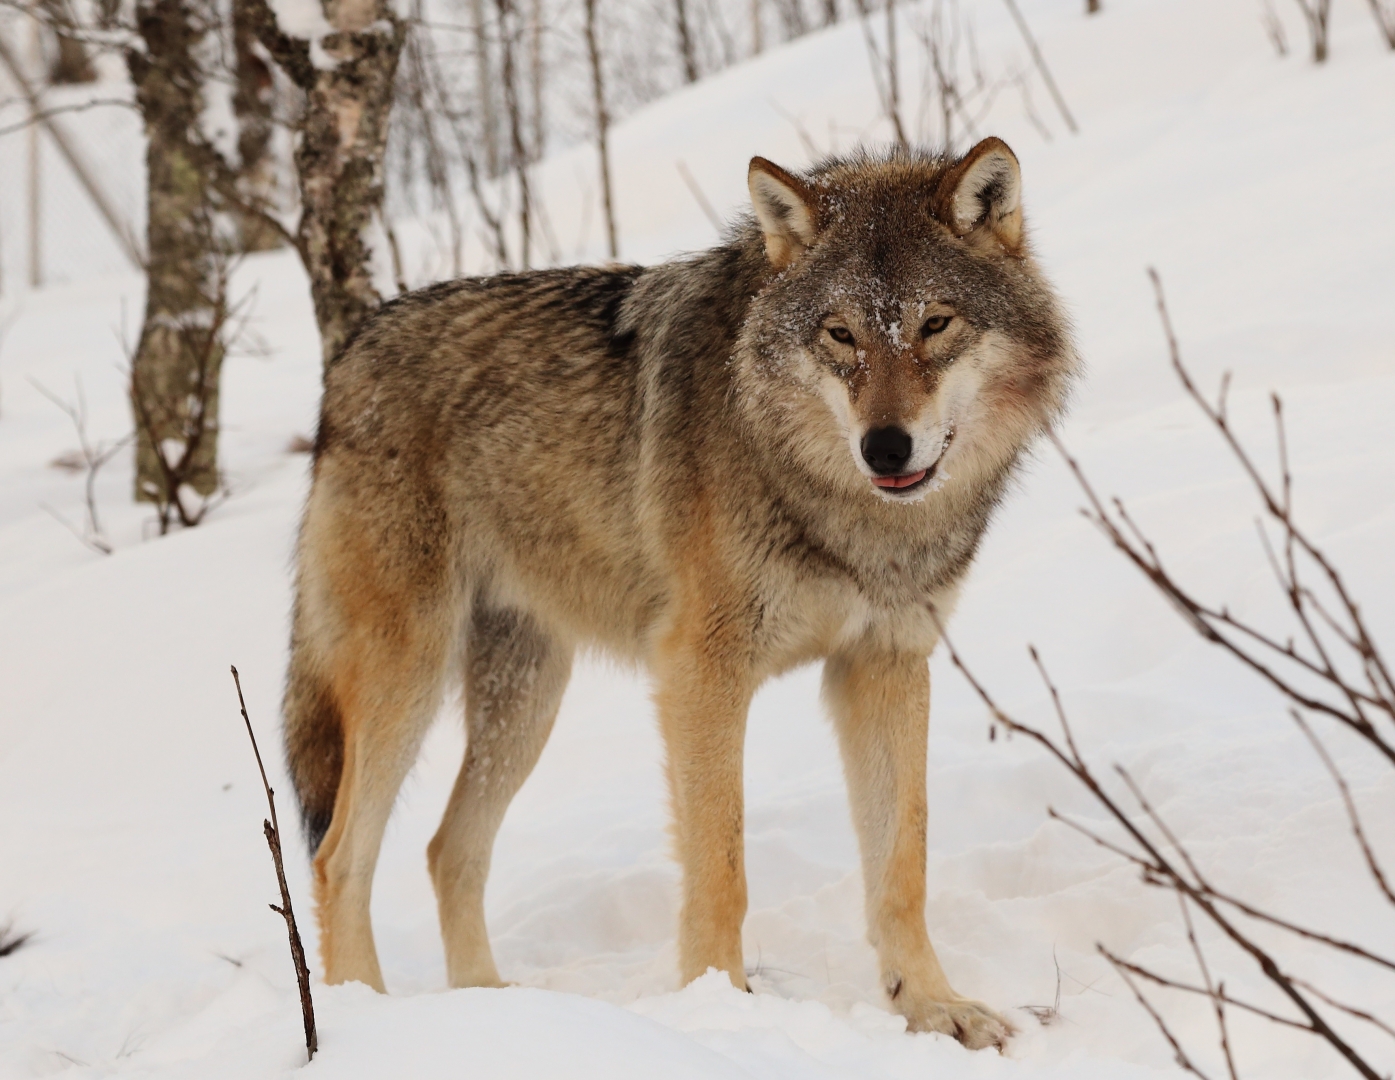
xmin=734 ymin=140 xmax=1077 ymax=504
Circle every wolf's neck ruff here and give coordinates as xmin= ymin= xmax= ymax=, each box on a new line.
xmin=285 ymin=139 xmax=1078 ymax=1052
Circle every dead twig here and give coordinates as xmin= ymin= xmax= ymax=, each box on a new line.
xmin=1000 ymin=0 xmax=1077 ymax=133
xmin=230 ymin=665 xmax=317 ymax=1060
xmin=925 ymin=268 xmax=1393 ymax=1078
xmin=30 ymin=375 xmax=131 ymax=554
xmin=676 ymin=159 xmax=724 ymax=235
xmin=0 ymin=921 xmax=33 ymax=957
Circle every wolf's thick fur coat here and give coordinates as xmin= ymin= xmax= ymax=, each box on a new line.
xmin=285 ymin=138 xmax=1077 ymax=1049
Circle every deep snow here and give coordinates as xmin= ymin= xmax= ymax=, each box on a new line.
xmin=2 ymin=1 xmax=1394 ymax=1077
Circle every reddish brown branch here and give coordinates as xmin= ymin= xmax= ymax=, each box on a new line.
xmin=231 ymin=665 xmax=317 ymax=1060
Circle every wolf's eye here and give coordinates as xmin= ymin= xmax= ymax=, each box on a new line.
xmin=920 ymin=315 xmax=952 ymax=338
xmin=827 ymin=326 xmax=855 ymax=346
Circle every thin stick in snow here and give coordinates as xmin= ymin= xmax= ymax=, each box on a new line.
xmin=230 ymin=666 xmax=317 ymax=1061
xmin=1000 ymin=0 xmax=1077 ymax=134
xmin=676 ymin=160 xmax=724 ymax=235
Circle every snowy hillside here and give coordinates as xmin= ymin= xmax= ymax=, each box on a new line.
xmin=2 ymin=1 xmax=1394 ymax=1077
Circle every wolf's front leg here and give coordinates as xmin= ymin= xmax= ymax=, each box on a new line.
xmin=653 ymin=606 xmax=757 ymax=991
xmin=824 ymin=648 xmax=1011 ymax=1050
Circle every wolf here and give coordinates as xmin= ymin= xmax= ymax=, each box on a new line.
xmin=284 ymin=136 xmax=1077 ymax=1050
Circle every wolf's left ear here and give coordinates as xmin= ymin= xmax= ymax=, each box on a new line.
xmin=748 ymin=157 xmax=819 ymax=269
xmin=937 ymin=137 xmax=1023 ymax=253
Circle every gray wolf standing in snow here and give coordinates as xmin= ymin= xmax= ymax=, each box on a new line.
xmin=284 ymin=137 xmax=1077 ymax=1049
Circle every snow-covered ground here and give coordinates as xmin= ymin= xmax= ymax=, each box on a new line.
xmin=2 ymin=1 xmax=1394 ymax=1077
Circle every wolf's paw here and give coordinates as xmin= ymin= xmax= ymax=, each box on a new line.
xmin=901 ymin=994 xmax=1013 ymax=1051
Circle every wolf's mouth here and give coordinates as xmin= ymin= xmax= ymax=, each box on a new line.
xmin=870 ymin=427 xmax=955 ymax=498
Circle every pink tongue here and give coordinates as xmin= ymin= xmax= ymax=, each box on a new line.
xmin=872 ymin=469 xmax=927 ymax=489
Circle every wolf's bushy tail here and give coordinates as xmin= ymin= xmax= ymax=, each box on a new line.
xmin=283 ymin=632 xmax=344 ymax=855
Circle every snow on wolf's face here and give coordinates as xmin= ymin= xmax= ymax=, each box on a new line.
xmin=737 ymin=143 xmax=1078 ymax=504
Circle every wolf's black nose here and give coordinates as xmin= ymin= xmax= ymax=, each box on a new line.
xmin=861 ymin=427 xmax=913 ymax=475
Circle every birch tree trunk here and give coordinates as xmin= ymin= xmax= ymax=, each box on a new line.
xmin=127 ymin=0 xmax=223 ymax=503
xmin=244 ymin=0 xmax=406 ymax=365
xmin=232 ymin=0 xmax=281 ymax=251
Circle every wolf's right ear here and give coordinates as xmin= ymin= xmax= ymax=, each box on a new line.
xmin=748 ymin=158 xmax=819 ymax=269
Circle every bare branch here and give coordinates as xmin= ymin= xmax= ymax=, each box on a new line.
xmin=230 ymin=666 xmax=317 ymax=1060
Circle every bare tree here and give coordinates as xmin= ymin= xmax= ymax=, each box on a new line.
xmin=1366 ymin=0 xmax=1395 ymax=48
xmin=583 ymin=0 xmax=618 ymax=258
xmin=774 ymin=0 xmax=805 ymax=39
xmin=1262 ymin=0 xmax=1290 ymax=57
xmin=240 ymin=0 xmax=406 ymax=364
xmin=914 ymin=0 xmax=1004 ymax=152
xmin=675 ymin=0 xmax=699 ymax=80
xmin=126 ymin=0 xmax=231 ymax=505
xmin=128 ymin=222 xmax=240 ymax=532
xmin=495 ymin=0 xmax=533 ymax=267
xmin=860 ymin=0 xmax=907 ymax=149
xmin=1292 ymin=0 xmax=1332 ymax=61
xmin=936 ymin=271 xmax=1395 ymax=1079
xmin=527 ymin=0 xmax=545 ymax=161
xmin=230 ymin=0 xmax=281 ymax=251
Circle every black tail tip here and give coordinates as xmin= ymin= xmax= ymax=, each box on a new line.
xmin=303 ymin=810 xmax=332 ymax=857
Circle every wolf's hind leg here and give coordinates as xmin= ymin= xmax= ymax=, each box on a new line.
xmin=428 ymin=604 xmax=573 ymax=988
xmin=824 ymin=648 xmax=1011 ymax=1051
xmin=299 ymin=580 xmax=456 ymax=993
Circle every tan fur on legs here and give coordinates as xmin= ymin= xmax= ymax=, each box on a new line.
xmin=824 ymin=647 xmax=1011 ymax=1050
xmin=312 ymin=629 xmax=451 ymax=990
xmin=296 ymin=463 xmax=458 ymax=991
xmin=653 ymin=548 xmax=758 ymax=990
xmin=428 ymin=603 xmax=573 ymax=988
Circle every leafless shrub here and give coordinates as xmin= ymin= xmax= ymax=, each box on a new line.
xmin=0 ymin=921 xmax=33 ymax=957
xmin=1367 ymin=0 xmax=1395 ymax=49
xmin=859 ymin=0 xmax=908 ymax=148
xmin=1292 ymin=0 xmax=1332 ymax=62
xmin=932 ymin=270 xmax=1393 ymax=1078
xmin=31 ymin=375 xmax=131 ymax=554
xmin=1001 ymin=0 xmax=1077 ymax=133
xmin=912 ymin=0 xmax=1009 ymax=152
xmin=127 ymin=243 xmax=251 ymax=534
xmin=584 ymin=0 xmax=618 ymax=258
xmin=1261 ymin=0 xmax=1289 ymax=56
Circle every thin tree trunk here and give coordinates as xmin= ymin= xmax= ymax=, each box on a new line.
xmin=776 ymin=0 xmax=806 ymax=39
xmin=675 ymin=0 xmax=698 ymax=81
xmin=821 ymin=0 xmax=837 ymax=27
xmin=1086 ymin=0 xmax=1100 ymax=13
xmin=884 ymin=0 xmax=905 ymax=148
xmin=232 ymin=0 xmax=281 ymax=251
xmin=470 ymin=0 xmax=499 ymax=175
xmin=750 ymin=0 xmax=763 ymax=53
xmin=529 ymin=0 xmax=545 ymax=161
xmin=496 ymin=0 xmax=532 ymax=268
xmin=244 ymin=0 xmax=406 ymax=365
xmin=127 ymin=0 xmax=223 ymax=502
xmin=1369 ymin=0 xmax=1395 ymax=48
xmin=583 ymin=0 xmax=617 ymax=259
